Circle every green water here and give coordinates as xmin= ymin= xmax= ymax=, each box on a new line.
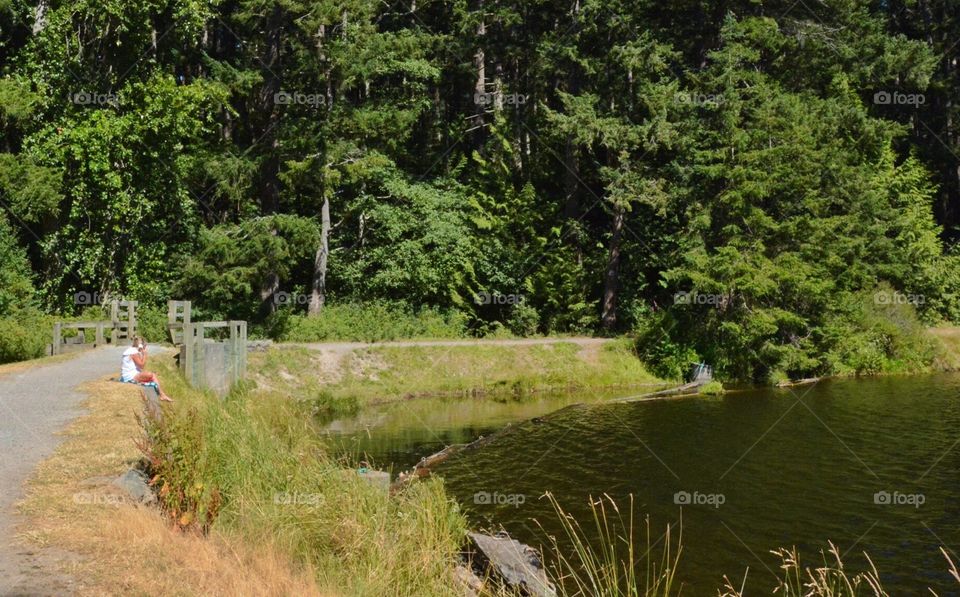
xmin=325 ymin=375 xmax=960 ymax=594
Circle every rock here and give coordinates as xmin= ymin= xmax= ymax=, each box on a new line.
xmin=453 ymin=563 xmax=485 ymax=597
xmin=112 ymin=469 xmax=156 ymax=505
xmin=357 ymin=469 xmax=391 ymax=492
xmin=246 ymin=340 xmax=273 ymax=352
xmin=467 ymin=531 xmax=556 ymax=597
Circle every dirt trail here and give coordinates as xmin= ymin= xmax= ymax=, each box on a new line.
xmin=294 ymin=336 xmax=613 ymax=353
xmin=0 ymin=346 xmax=126 ymax=596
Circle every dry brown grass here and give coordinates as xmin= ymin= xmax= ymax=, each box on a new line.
xmin=17 ymin=376 xmax=330 ymax=596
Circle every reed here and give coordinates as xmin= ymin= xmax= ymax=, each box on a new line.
xmin=539 ymin=492 xmax=680 ymax=597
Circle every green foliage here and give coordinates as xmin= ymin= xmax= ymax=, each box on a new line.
xmin=633 ymin=311 xmax=699 ymax=382
xmin=281 ymin=302 xmax=468 ymax=343
xmin=0 ymin=0 xmax=958 ymax=379
xmin=135 ymin=305 xmax=172 ymax=346
xmin=0 ymin=308 xmax=53 ymax=363
xmin=506 ymin=301 xmax=540 ymax=336
xmin=174 ymin=215 xmax=320 ymax=322
xmin=699 ymin=380 xmax=725 ymax=395
xmin=0 ymin=213 xmax=32 ymax=314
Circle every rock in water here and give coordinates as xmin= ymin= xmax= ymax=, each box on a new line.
xmin=113 ymin=469 xmax=156 ymax=505
xmin=467 ymin=531 xmax=556 ymax=597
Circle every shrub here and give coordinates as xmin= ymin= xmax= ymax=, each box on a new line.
xmin=506 ymin=301 xmax=540 ymax=336
xmin=0 ymin=309 xmax=53 ymax=364
xmin=135 ymin=305 xmax=172 ymax=345
xmin=280 ymin=302 xmax=468 ymax=342
xmin=699 ymin=380 xmax=725 ymax=395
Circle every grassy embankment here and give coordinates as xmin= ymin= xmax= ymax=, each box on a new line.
xmin=247 ymin=338 xmax=667 ymax=417
xmin=929 ymin=326 xmax=960 ymax=370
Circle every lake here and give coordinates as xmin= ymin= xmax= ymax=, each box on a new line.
xmin=323 ymin=374 xmax=960 ymax=594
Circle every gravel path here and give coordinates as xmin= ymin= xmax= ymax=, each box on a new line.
xmin=0 ymin=346 xmax=126 ymax=596
xmin=294 ymin=336 xmax=613 ymax=353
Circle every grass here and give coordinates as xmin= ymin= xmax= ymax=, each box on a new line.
xmin=928 ymin=326 xmax=960 ymax=370
xmin=541 ymin=493 xmax=681 ymax=597
xmin=17 ymin=373 xmax=326 ymax=595
xmin=542 ymin=492 xmax=960 ymax=596
xmin=18 ymin=354 xmax=468 ymax=596
xmin=137 ymin=357 xmax=468 ymax=596
xmin=248 ymin=338 xmax=666 ymax=412
xmin=698 ymin=380 xmax=725 ymax=395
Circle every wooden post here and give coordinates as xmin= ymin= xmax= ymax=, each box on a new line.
xmin=167 ymin=300 xmax=192 ymax=345
xmin=95 ymin=321 xmax=105 ymax=345
xmin=127 ymin=301 xmax=136 ymax=339
xmin=52 ymin=322 xmax=62 ymax=355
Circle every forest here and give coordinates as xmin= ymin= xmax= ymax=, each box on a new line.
xmin=1 ymin=0 xmax=959 ymax=381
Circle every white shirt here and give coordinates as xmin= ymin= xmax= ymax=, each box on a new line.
xmin=120 ymin=346 xmax=140 ymax=381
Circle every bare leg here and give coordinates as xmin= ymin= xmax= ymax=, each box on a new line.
xmin=135 ymin=371 xmax=173 ymax=402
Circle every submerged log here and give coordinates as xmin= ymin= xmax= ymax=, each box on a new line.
xmin=775 ymin=377 xmax=821 ymax=388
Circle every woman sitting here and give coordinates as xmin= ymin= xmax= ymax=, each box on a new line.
xmin=120 ymin=336 xmax=173 ymax=402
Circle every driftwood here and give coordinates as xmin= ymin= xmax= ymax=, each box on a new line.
xmin=611 ymin=379 xmax=709 ymax=403
xmin=775 ymin=377 xmax=821 ymax=388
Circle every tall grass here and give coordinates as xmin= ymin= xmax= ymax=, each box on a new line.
xmin=138 ymin=358 xmax=467 ymax=596
xmin=540 ymin=492 xmax=960 ymax=596
xmin=540 ymin=493 xmax=681 ymax=597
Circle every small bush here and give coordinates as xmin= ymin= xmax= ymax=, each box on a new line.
xmin=0 ymin=309 xmax=54 ymax=364
xmin=699 ymin=380 xmax=725 ymax=395
xmin=633 ymin=312 xmax=698 ymax=381
xmin=506 ymin=301 xmax=540 ymax=336
xmin=135 ymin=305 xmax=172 ymax=345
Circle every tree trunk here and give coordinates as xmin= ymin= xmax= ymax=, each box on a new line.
xmin=258 ymin=3 xmax=283 ymax=214
xmin=260 ymin=271 xmax=280 ymax=316
xmin=32 ymin=0 xmax=48 ymax=35
xmin=308 ymin=195 xmax=330 ymax=315
xmin=472 ymin=0 xmax=486 ymax=147
xmin=601 ymin=203 xmax=625 ymax=331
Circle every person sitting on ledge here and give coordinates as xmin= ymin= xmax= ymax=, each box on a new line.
xmin=121 ymin=336 xmax=173 ymax=402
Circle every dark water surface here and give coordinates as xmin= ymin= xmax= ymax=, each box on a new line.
xmin=325 ymin=375 xmax=960 ymax=594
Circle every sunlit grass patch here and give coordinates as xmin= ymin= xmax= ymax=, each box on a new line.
xmin=248 ymin=338 xmax=665 ymax=406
